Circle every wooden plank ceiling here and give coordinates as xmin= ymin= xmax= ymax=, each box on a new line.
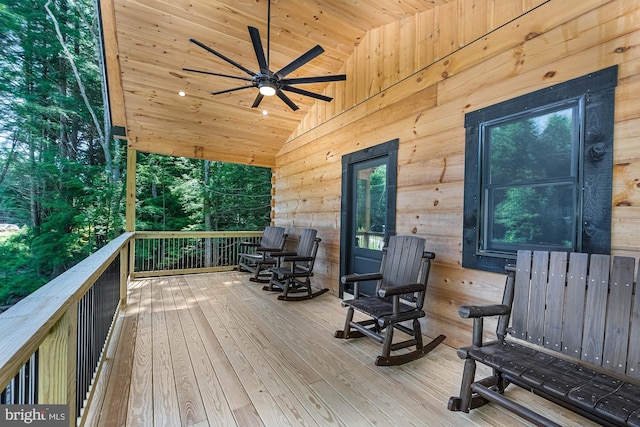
xmin=101 ymin=0 xmax=448 ymax=168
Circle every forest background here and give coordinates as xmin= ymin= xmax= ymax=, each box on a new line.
xmin=0 ymin=0 xmax=272 ymax=309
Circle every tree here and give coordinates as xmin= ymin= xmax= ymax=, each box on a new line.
xmin=0 ymin=0 xmax=123 ymax=303
xmin=0 ymin=0 xmax=272 ymax=309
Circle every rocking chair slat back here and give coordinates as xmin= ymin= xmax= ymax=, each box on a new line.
xmin=262 ymin=226 xmax=287 ymax=250
xmin=296 ymin=228 xmax=317 ymax=259
xmin=380 ymin=235 xmax=426 ymax=291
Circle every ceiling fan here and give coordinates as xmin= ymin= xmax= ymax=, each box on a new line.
xmin=183 ymin=0 xmax=346 ymax=111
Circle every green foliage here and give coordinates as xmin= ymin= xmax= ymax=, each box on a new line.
xmin=202 ymin=161 xmax=272 ymax=230
xmin=135 ymin=153 xmax=272 ymax=231
xmin=0 ymin=231 xmax=48 ymax=305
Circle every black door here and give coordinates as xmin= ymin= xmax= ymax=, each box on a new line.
xmin=340 ymin=139 xmax=398 ymax=297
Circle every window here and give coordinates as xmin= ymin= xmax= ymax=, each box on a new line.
xmin=462 ymin=66 xmax=617 ymax=273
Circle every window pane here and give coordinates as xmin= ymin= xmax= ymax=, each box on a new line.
xmin=486 ymin=183 xmax=575 ymax=250
xmin=482 ymin=105 xmax=578 ymax=252
xmin=487 ymin=108 xmax=575 ymax=185
xmin=354 ymin=164 xmax=386 ymax=249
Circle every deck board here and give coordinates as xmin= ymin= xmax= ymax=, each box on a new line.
xmin=127 ymin=279 xmax=153 ymax=426
xmin=90 ymin=271 xmax=600 ymax=426
xmin=151 ymin=279 xmax=181 ymax=427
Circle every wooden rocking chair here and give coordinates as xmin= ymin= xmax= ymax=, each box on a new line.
xmin=237 ymin=226 xmax=287 ymax=282
xmin=263 ymin=228 xmax=329 ymax=301
xmin=334 ymin=235 xmax=446 ymax=366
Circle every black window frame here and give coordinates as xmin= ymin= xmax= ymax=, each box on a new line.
xmin=462 ymin=66 xmax=617 ymax=273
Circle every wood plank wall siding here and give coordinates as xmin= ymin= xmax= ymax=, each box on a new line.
xmin=273 ymin=0 xmax=640 ymax=349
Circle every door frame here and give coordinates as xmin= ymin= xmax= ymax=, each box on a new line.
xmin=339 ymin=138 xmax=398 ymax=297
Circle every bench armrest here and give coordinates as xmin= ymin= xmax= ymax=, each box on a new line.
xmin=458 ymin=304 xmax=511 ymax=347
xmin=458 ymin=304 xmax=511 ymax=319
xmin=341 ymin=272 xmax=383 ymax=284
xmin=378 ymin=283 xmax=425 ymax=297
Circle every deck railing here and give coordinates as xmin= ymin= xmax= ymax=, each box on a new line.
xmin=0 ymin=229 xmax=266 ymax=426
xmin=0 ymin=233 xmax=133 ymax=427
xmin=355 ymin=230 xmax=385 ymax=250
xmin=133 ymin=231 xmax=262 ymax=277
xmin=0 ymin=229 xmax=265 ymax=426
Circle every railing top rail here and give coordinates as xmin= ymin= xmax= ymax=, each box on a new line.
xmin=134 ymin=230 xmax=264 ymax=239
xmin=0 ymin=232 xmax=134 ymax=390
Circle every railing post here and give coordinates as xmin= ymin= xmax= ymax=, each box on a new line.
xmin=125 ymin=148 xmax=136 ymax=232
xmin=38 ymin=302 xmax=78 ymax=427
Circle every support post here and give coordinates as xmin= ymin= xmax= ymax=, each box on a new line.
xmin=38 ymin=303 xmax=78 ymax=427
xmin=125 ymin=147 xmax=136 ymax=232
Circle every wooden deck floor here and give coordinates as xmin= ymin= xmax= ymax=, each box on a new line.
xmin=84 ymin=272 xmax=598 ymax=426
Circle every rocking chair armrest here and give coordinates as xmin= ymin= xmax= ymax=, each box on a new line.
xmin=271 ymin=251 xmax=298 ymax=258
xmin=281 ymin=255 xmax=313 ymax=263
xmin=378 ymin=283 xmax=425 ymax=297
xmin=239 ymin=241 xmax=260 ymax=248
xmin=255 ymin=246 xmax=284 ymax=253
xmin=458 ymin=304 xmax=511 ymax=319
xmin=341 ymin=272 xmax=383 ymax=284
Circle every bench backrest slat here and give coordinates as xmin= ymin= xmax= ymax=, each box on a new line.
xmin=581 ymin=254 xmax=610 ymax=366
xmin=562 ymin=252 xmax=588 ymax=358
xmin=602 ymin=256 xmax=634 ymax=374
xmin=627 ymin=261 xmax=640 ymax=379
xmin=527 ymin=251 xmax=549 ymax=346
xmin=511 ymin=250 xmax=532 ymax=341
xmin=543 ymin=251 xmax=567 ymax=352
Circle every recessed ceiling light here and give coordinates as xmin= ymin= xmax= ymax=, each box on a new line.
xmin=262 ymin=110 xmax=268 ymax=116
xmin=178 ymin=90 xmax=186 ymax=97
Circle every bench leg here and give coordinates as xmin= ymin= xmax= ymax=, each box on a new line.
xmin=448 ymin=358 xmax=482 ymax=412
xmin=449 ymin=361 xmax=507 ymax=413
xmin=459 ymin=358 xmax=476 ymax=412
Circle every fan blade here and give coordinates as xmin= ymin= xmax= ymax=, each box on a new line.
xmin=275 ymin=45 xmax=324 ymax=79
xmin=281 ymin=85 xmax=332 ymax=102
xmin=189 ymin=38 xmax=256 ymax=77
xmin=281 ymin=74 xmax=346 ymax=85
xmin=276 ymin=90 xmax=299 ymax=111
xmin=211 ymin=85 xmax=255 ymax=95
xmin=182 ymin=68 xmax=253 ymax=82
xmin=248 ymin=27 xmax=268 ymax=71
xmin=252 ymin=93 xmax=264 ymax=108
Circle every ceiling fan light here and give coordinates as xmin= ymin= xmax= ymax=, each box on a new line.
xmin=259 ymin=82 xmax=276 ymax=96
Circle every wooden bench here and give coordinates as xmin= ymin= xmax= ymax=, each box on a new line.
xmin=448 ymin=250 xmax=640 ymax=426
